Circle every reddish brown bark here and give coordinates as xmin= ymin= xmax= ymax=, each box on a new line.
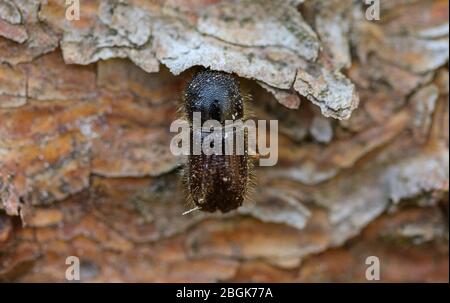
xmin=0 ymin=0 xmax=448 ymax=282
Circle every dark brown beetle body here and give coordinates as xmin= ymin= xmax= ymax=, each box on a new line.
xmin=183 ymin=70 xmax=251 ymax=213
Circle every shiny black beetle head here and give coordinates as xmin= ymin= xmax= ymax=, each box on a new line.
xmin=184 ymin=70 xmax=244 ymax=124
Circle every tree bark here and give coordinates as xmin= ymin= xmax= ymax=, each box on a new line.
xmin=0 ymin=0 xmax=448 ymax=282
